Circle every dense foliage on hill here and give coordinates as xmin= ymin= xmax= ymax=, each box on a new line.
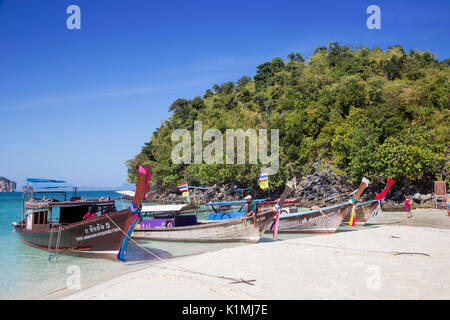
xmin=127 ymin=43 xmax=449 ymax=192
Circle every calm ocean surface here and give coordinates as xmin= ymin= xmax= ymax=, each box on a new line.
xmin=0 ymin=191 xmax=308 ymax=299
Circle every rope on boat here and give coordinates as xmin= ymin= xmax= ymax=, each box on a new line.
xmin=105 ymin=215 xmax=257 ymax=286
xmin=317 ymin=209 xmax=331 ymax=233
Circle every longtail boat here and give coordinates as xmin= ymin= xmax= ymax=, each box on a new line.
xmin=340 ymin=200 xmax=380 ymax=226
xmin=267 ymin=178 xmax=394 ymax=233
xmin=132 ymin=180 xmax=294 ymax=242
xmin=342 ymin=178 xmax=394 ymax=225
xmin=13 ymin=165 xmax=152 ymax=260
xmin=269 ymin=200 xmax=378 ymax=234
xmin=267 ymin=177 xmax=371 ymax=234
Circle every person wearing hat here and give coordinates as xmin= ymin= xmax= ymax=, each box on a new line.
xmin=244 ymin=195 xmax=258 ymax=228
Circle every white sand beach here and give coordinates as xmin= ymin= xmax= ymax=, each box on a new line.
xmin=45 ymin=209 xmax=450 ymax=300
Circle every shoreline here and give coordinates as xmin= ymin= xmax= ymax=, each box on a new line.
xmin=40 ymin=208 xmax=450 ymax=300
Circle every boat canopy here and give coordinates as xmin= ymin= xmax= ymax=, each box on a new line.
xmin=26 ymin=178 xmax=76 ymax=190
xmin=206 ymin=199 xmax=267 ymax=206
xmin=141 ymin=204 xmax=196 ymax=213
xmin=259 ymin=199 xmax=300 ymax=205
xmin=25 ymin=198 xmax=115 ymax=209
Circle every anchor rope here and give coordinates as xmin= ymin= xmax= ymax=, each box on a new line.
xmin=105 ymin=214 xmax=255 ymax=285
xmin=286 ymin=242 xmax=432 ymax=256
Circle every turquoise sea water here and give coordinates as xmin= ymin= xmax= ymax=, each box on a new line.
xmin=1 ymin=191 xmax=308 ymax=299
xmin=0 ymin=191 xmax=133 ymax=299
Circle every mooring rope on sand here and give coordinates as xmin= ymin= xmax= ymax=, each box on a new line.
xmin=368 ymin=219 xmax=449 ymax=229
xmin=105 ymin=215 xmax=256 ymax=285
xmin=286 ymin=242 xmax=431 ymax=257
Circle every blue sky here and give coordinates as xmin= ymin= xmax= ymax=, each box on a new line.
xmin=0 ymin=0 xmax=449 ymax=188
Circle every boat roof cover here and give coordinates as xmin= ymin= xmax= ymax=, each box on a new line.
xmin=141 ymin=204 xmax=195 ymax=213
xmin=26 ymin=178 xmax=75 ymax=190
xmin=206 ymin=199 xmax=267 ymax=206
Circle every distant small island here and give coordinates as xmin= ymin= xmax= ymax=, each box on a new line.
xmin=0 ymin=177 xmax=17 ymax=192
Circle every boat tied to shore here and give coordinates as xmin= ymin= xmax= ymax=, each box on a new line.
xmin=132 ymin=180 xmax=294 ymax=242
xmin=342 ymin=178 xmax=394 ymax=225
xmin=267 ymin=177 xmax=394 ymax=233
xmin=13 ymin=165 xmax=152 ymax=261
xmin=265 ymin=177 xmax=370 ymax=234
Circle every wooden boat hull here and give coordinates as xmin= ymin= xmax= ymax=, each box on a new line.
xmin=15 ymin=209 xmax=135 ymax=260
xmin=132 ymin=210 xmax=275 ymax=243
xmin=268 ymin=202 xmax=351 ymax=234
xmin=343 ymin=200 xmax=380 ymax=225
xmin=266 ymin=200 xmax=379 ymax=234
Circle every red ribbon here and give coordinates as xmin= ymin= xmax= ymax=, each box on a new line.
xmin=374 ymin=178 xmax=394 ymax=200
xmin=139 ymin=165 xmax=152 ymax=196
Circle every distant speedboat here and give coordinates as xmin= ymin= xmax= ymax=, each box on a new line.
xmin=14 ymin=165 xmax=152 ymax=261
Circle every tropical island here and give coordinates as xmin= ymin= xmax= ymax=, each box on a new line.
xmin=0 ymin=177 xmax=17 ymax=192
xmin=127 ymin=43 xmax=449 ymax=205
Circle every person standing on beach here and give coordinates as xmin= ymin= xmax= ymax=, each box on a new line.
xmin=405 ymin=195 xmax=414 ymax=219
xmin=445 ymin=195 xmax=450 ymax=217
xmin=245 ymin=195 xmax=258 ymax=228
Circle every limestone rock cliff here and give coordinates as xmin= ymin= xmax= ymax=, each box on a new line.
xmin=0 ymin=177 xmax=17 ymax=192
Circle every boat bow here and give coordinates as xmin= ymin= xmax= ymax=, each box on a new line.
xmin=117 ymin=164 xmax=152 ymax=260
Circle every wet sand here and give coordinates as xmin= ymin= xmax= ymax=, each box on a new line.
xmin=43 ymin=208 xmax=450 ymax=300
xmin=368 ymin=208 xmax=450 ymax=229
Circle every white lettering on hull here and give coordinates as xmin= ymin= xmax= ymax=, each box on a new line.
xmin=75 ymin=227 xmax=120 ymax=242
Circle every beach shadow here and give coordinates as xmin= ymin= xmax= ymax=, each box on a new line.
xmin=336 ymin=225 xmax=381 ymax=233
xmin=124 ymin=241 xmax=174 ymax=263
xmin=358 ymin=224 xmax=381 ymax=229
xmin=371 ymin=221 xmax=402 ymax=225
xmin=335 ymin=228 xmax=359 ymax=233
xmin=259 ymin=237 xmax=277 ymax=243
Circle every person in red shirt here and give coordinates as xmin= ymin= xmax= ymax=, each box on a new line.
xmin=404 ymin=196 xmax=414 ymax=219
xmin=444 ymin=195 xmax=450 ymax=217
xmin=83 ymin=205 xmax=98 ymax=220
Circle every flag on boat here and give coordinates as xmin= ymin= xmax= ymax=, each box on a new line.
xmin=178 ymin=183 xmax=190 ymax=203
xmin=258 ymin=173 xmax=269 ymax=190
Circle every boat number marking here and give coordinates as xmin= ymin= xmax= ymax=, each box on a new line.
xmin=75 ymin=223 xmax=120 ymax=241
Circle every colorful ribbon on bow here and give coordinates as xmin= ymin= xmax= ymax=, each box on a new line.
xmin=372 ymin=178 xmax=394 ymax=218
xmin=372 ymin=198 xmax=384 ymax=218
xmin=139 ymin=165 xmax=152 ymax=196
xmin=348 ymin=196 xmax=357 ymax=226
xmin=272 ymin=203 xmax=282 ymax=240
xmin=117 ymin=201 xmax=142 ymax=261
xmin=117 ymin=165 xmax=152 ymax=261
xmin=129 ymin=201 xmax=141 ymax=214
xmin=375 ymin=178 xmax=394 ymax=200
